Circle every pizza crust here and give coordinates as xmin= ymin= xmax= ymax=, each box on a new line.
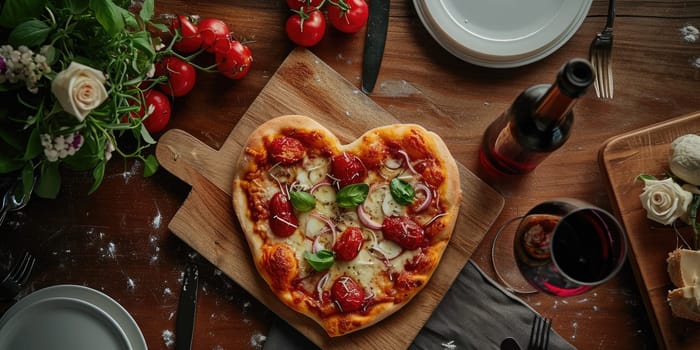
xmin=232 ymin=115 xmax=462 ymax=336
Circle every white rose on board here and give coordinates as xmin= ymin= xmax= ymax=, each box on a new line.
xmin=640 ymin=177 xmax=693 ymax=225
xmin=51 ymin=62 xmax=108 ymax=121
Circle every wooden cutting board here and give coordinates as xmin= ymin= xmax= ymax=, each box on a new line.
xmin=155 ymin=48 xmax=504 ymax=349
xmin=598 ymin=112 xmax=700 ymax=350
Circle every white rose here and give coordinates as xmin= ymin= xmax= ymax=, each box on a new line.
xmin=51 ymin=62 xmax=108 ymax=121
xmin=640 ymin=177 xmax=693 ymax=225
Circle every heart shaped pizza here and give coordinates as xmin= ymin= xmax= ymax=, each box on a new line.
xmin=232 ymin=115 xmax=461 ymax=337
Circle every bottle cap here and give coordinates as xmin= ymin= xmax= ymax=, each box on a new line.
xmin=557 ymin=59 xmax=594 ymax=98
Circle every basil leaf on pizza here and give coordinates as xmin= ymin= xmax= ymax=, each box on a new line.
xmin=290 ymin=190 xmax=316 ymax=212
xmin=304 ymin=249 xmax=335 ymax=271
xmin=390 ymin=177 xmax=415 ymax=205
xmin=336 ymin=183 xmax=369 ymax=208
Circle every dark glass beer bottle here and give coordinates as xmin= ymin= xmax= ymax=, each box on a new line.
xmin=479 ymin=59 xmax=594 ymax=175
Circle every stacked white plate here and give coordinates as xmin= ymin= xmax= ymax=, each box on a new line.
xmin=0 ymin=285 xmax=146 ymax=350
xmin=414 ymin=0 xmax=593 ymax=68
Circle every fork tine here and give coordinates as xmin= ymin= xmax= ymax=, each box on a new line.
xmin=4 ymin=252 xmax=27 ymax=281
xmin=606 ymin=52 xmax=614 ymax=99
xmin=15 ymin=254 xmax=35 ymax=285
xmin=590 ymin=58 xmax=599 ymax=97
xmin=527 ymin=315 xmax=552 ymax=350
xmin=590 ymin=50 xmax=604 ymax=99
xmin=599 ymin=54 xmax=608 ymax=99
xmin=595 ymin=48 xmax=613 ymax=100
xmin=594 ymin=61 xmax=603 ymax=99
xmin=542 ymin=317 xmax=552 ymax=350
xmin=527 ymin=315 xmax=537 ymax=350
xmin=0 ymin=252 xmax=35 ymax=300
xmin=528 ymin=315 xmax=544 ymax=350
xmin=9 ymin=252 xmax=34 ymax=283
xmin=528 ymin=315 xmax=538 ymax=349
xmin=600 ymin=51 xmax=609 ymax=99
xmin=537 ymin=319 xmax=548 ymax=350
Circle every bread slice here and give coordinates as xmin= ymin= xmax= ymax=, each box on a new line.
xmin=667 ymin=248 xmax=700 ymax=322
xmin=667 ymin=248 xmax=700 ymax=288
xmin=668 ymin=286 xmax=700 ymax=322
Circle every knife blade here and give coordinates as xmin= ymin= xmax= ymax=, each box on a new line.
xmin=361 ymin=0 xmax=390 ymax=94
xmin=175 ymin=263 xmax=199 ymax=350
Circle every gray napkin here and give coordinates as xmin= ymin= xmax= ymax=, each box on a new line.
xmin=263 ymin=260 xmax=576 ymax=349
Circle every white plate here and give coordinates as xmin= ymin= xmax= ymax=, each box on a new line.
xmin=414 ymin=0 xmax=592 ymax=68
xmin=0 ymin=285 xmax=146 ymax=350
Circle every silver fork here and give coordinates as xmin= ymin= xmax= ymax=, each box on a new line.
xmin=589 ymin=0 xmax=616 ymax=99
xmin=0 ymin=252 xmax=36 ymax=300
xmin=527 ymin=315 xmax=552 ymax=350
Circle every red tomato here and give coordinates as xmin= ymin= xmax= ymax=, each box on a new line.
xmin=382 ymin=216 xmax=426 ymax=250
xmin=269 ymin=192 xmax=298 ymax=237
xmin=155 ymin=56 xmax=196 ymax=97
xmin=171 ymin=15 xmax=202 ymax=53
xmin=333 ymin=227 xmax=363 ymax=261
xmin=330 ymin=152 xmax=366 ymax=188
xmin=213 ymin=38 xmax=253 ymax=80
xmin=199 ymin=18 xmax=231 ymax=53
xmin=137 ymin=90 xmax=171 ymax=133
xmin=286 ymin=0 xmax=323 ymax=10
xmin=285 ymin=7 xmax=326 ymax=47
xmin=331 ymin=276 xmax=364 ymax=313
xmin=268 ymin=136 xmax=305 ymax=164
xmin=327 ymin=0 xmax=368 ymax=33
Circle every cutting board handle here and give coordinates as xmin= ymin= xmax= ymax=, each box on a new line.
xmin=155 ymin=129 xmax=236 ymax=195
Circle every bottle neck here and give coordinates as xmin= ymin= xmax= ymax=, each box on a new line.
xmin=532 ymin=83 xmax=577 ymax=124
xmin=533 ymin=58 xmax=594 ymax=125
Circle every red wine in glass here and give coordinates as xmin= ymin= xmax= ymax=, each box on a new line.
xmin=497 ymin=199 xmax=627 ymax=297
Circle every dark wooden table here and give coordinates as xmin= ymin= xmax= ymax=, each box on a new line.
xmin=2 ymin=1 xmax=699 ymax=349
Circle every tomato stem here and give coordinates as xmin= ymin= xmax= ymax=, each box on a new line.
xmin=328 ymin=0 xmax=350 ymax=12
xmin=290 ymin=7 xmax=315 ymax=32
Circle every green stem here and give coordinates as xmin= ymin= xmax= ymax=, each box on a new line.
xmin=690 ymin=194 xmax=699 ymax=250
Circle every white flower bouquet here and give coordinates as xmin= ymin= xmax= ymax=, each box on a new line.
xmin=0 ymin=0 xmax=167 ymax=199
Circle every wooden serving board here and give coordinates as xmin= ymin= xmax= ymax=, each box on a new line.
xmin=155 ymin=48 xmax=504 ymax=349
xmin=598 ymin=112 xmax=700 ymax=350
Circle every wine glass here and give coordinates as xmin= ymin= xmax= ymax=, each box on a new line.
xmin=491 ymin=198 xmax=628 ymax=297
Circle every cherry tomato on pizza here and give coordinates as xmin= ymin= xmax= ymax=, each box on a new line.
xmin=213 ymin=38 xmax=253 ymax=80
xmin=382 ymin=216 xmax=427 ymax=250
xmin=331 ymin=276 xmax=364 ymax=312
xmin=155 ymin=56 xmax=196 ymax=97
xmin=171 ymin=15 xmax=202 ymax=53
xmin=136 ymin=90 xmax=171 ymax=133
xmin=268 ymin=136 xmax=306 ymax=164
xmin=199 ymin=18 xmax=231 ymax=52
xmin=327 ymin=0 xmax=369 ymax=33
xmin=330 ymin=152 xmax=366 ymax=188
xmin=285 ymin=6 xmax=326 ymax=47
xmin=333 ymin=227 xmax=363 ymax=261
xmin=269 ymin=192 xmax=298 ymax=237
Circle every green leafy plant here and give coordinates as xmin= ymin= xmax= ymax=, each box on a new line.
xmin=0 ymin=0 xmax=168 ymax=199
